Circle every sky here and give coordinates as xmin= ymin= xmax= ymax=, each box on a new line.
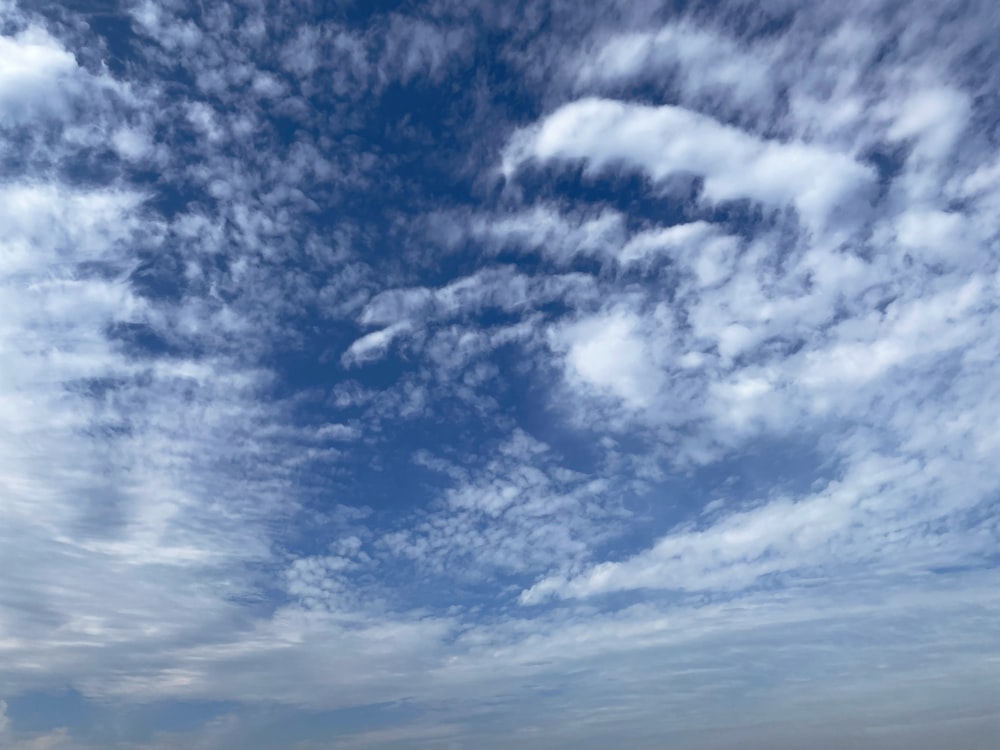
xmin=1 ymin=0 xmax=999 ymax=748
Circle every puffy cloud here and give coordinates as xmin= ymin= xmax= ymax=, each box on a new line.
xmin=0 ymin=26 xmax=84 ymax=123
xmin=553 ymin=308 xmax=666 ymax=409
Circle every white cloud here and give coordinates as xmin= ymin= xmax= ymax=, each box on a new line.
xmin=799 ymin=277 xmax=984 ymax=394
xmin=111 ymin=125 xmax=155 ymax=161
xmin=573 ymin=22 xmax=776 ymax=120
xmin=383 ymin=15 xmax=468 ymax=83
xmin=2 ymin=1 xmax=1000 ymax=748
xmin=0 ymin=5 xmax=314 ymax=708
xmin=315 ymin=423 xmax=362 ymax=441
xmin=344 ymin=267 xmax=597 ymax=365
xmin=885 ymin=85 xmax=970 ymax=163
xmin=380 ymin=430 xmax=628 ymax=579
xmin=489 ymin=2 xmax=1000 ymax=623
xmin=503 ymin=97 xmax=874 ymax=234
xmin=521 ymin=439 xmax=998 ymax=605
xmin=342 ymin=322 xmax=411 ymax=366
xmin=464 ymin=205 xmax=627 ymax=264
xmin=0 ymin=26 xmax=81 ymax=123
xmin=554 ymin=308 xmax=665 ymax=409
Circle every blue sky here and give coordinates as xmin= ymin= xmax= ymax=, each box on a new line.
xmin=1 ymin=0 xmax=999 ymax=748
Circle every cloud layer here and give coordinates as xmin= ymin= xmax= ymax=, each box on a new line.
xmin=1 ymin=0 xmax=999 ymax=748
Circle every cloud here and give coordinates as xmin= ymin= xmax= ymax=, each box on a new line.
xmin=343 ymin=267 xmax=597 ymax=365
xmin=380 ymin=430 xmax=628 ymax=579
xmin=503 ymin=97 xmax=875 ymax=235
xmin=0 ymin=25 xmax=85 ymax=123
xmin=314 ymin=423 xmax=362 ymax=441
xmin=342 ymin=322 xmax=412 ymax=366
xmin=461 ymin=205 xmax=628 ymax=265
xmin=572 ymin=21 xmax=777 ymax=120
xmin=0 ymin=1 xmax=311 ymax=708
xmin=382 ymin=15 xmax=470 ymax=84
xmin=553 ymin=308 xmax=665 ymax=409
xmin=2 ymin=0 xmax=1000 ymax=748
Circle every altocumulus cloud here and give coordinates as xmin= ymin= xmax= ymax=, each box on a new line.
xmin=1 ymin=1 xmax=999 ymax=749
